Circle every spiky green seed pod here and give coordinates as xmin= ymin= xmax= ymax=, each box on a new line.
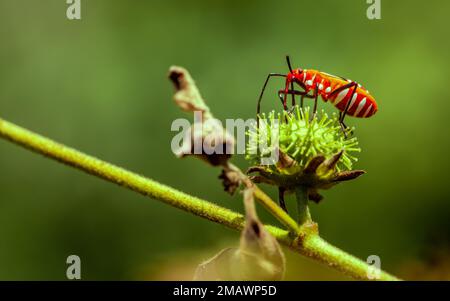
xmin=246 ymin=106 xmax=360 ymax=173
xmin=246 ymin=106 xmax=365 ymax=203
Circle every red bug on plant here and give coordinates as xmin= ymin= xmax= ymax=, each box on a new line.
xmin=256 ymin=56 xmax=378 ymax=134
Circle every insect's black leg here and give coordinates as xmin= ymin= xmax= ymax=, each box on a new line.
xmin=328 ymin=81 xmax=358 ymax=98
xmin=311 ymin=85 xmax=319 ymax=121
xmin=278 ymin=187 xmax=288 ymax=213
xmin=286 ymin=55 xmax=294 ymax=72
xmin=278 ymin=89 xmax=310 ymax=118
xmin=278 ymin=89 xmax=311 ymax=109
xmin=339 ymin=114 xmax=352 ymax=138
xmin=328 ymin=81 xmax=359 ymax=137
xmin=291 ymin=78 xmax=309 ymax=110
xmin=278 ymin=89 xmax=309 ymax=99
xmin=281 ymin=88 xmax=314 ymax=112
xmin=278 ymin=91 xmax=290 ymax=111
xmin=338 ymin=82 xmax=358 ymax=138
xmin=339 ymin=83 xmax=358 ymax=123
xmin=278 ymin=91 xmax=284 ymax=107
xmin=286 ymin=55 xmax=296 ymax=109
xmin=256 ymin=73 xmax=286 ymax=126
xmin=290 ymin=81 xmax=295 ymax=107
xmin=338 ymin=112 xmax=348 ymax=132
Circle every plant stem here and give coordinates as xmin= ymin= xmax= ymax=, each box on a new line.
xmin=0 ymin=117 xmax=400 ymax=281
xmin=0 ymin=118 xmax=244 ymax=229
xmin=295 ymin=186 xmax=312 ymax=225
xmin=226 ymin=163 xmax=301 ymax=235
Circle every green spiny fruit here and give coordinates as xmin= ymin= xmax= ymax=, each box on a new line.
xmin=246 ymin=106 xmax=360 ymax=173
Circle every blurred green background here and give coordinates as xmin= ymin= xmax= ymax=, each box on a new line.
xmin=0 ymin=0 xmax=449 ymax=280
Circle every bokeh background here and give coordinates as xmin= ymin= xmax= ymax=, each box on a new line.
xmin=0 ymin=0 xmax=449 ymax=280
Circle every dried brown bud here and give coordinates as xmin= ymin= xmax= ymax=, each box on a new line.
xmin=169 ymin=66 xmax=235 ymax=167
xmin=218 ymin=168 xmax=241 ymax=195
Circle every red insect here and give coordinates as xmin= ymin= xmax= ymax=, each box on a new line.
xmin=256 ymin=56 xmax=378 ymax=132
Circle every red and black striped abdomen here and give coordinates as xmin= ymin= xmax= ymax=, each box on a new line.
xmin=317 ymin=72 xmax=378 ymax=118
xmin=292 ymin=69 xmax=378 ymax=118
xmin=326 ymin=85 xmax=377 ymax=118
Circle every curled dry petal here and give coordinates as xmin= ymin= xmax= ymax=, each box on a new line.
xmin=317 ymin=150 xmax=344 ymax=176
xmin=169 ymin=66 xmax=235 ymax=167
xmin=169 ymin=66 xmax=211 ymax=115
xmin=304 ymin=155 xmax=326 ymax=174
xmin=174 ymin=119 xmax=235 ymax=166
xmin=276 ymin=148 xmax=296 ymax=170
xmin=333 ymin=170 xmax=366 ymax=182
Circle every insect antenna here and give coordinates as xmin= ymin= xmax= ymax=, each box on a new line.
xmin=285 ymin=55 xmax=295 ymax=109
xmin=286 ymin=55 xmax=293 ymax=73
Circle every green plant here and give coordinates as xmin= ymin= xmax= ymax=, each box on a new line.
xmin=246 ymin=108 xmax=360 ymax=172
xmin=246 ymin=107 xmax=365 ymax=225
xmin=0 ymin=66 xmax=400 ymax=281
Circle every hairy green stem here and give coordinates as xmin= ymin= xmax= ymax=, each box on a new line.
xmin=253 ymin=186 xmax=301 ymax=234
xmin=0 ymin=117 xmax=400 ymax=281
xmin=226 ymin=163 xmax=301 ymax=235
